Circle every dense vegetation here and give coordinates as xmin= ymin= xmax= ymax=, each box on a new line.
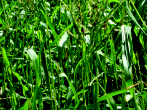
xmin=0 ymin=0 xmax=147 ymax=109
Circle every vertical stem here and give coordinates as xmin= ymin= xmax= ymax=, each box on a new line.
xmin=121 ymin=74 xmax=126 ymax=110
xmin=25 ymin=0 xmax=28 ymax=47
xmin=95 ymin=53 xmax=100 ymax=110
xmin=104 ymin=42 xmax=107 ymax=110
xmin=44 ymin=0 xmax=54 ymax=109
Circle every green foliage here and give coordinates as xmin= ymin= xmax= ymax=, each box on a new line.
xmin=0 ymin=0 xmax=147 ymax=109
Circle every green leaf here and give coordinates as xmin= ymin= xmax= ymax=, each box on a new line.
xmin=121 ymin=25 xmax=141 ymax=110
xmin=121 ymin=25 xmax=133 ymax=89
xmin=27 ymin=48 xmax=38 ymax=62
xmin=13 ymin=72 xmax=29 ymax=96
xmin=98 ymin=88 xmax=132 ymax=102
xmin=67 ymin=86 xmax=73 ymax=100
xmin=0 ymin=31 xmax=3 ymax=37
xmin=107 ymin=97 xmax=118 ymax=110
xmin=109 ymin=0 xmax=121 ymax=3
xmin=13 ymin=72 xmax=21 ymax=81
xmin=52 ymin=23 xmax=73 ymax=47
xmin=51 ymin=6 xmax=61 ymax=23
xmin=67 ymin=10 xmax=72 ymax=22
xmin=27 ymin=48 xmax=41 ymax=110
xmin=27 ymin=48 xmax=41 ymax=87
xmin=137 ymin=91 xmax=147 ymax=96
xmin=1 ymin=48 xmax=10 ymax=68
xmin=18 ymin=100 xmax=29 ymax=110
xmin=59 ymin=73 xmax=78 ymax=102
xmin=22 ymin=85 xmax=29 ymax=96
xmin=41 ymin=9 xmax=58 ymax=39
xmin=40 ymin=21 xmax=47 ymax=28
xmin=126 ymin=2 xmax=147 ymax=35
xmin=59 ymin=31 xmax=68 ymax=47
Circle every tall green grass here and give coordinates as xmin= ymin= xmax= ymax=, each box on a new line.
xmin=0 ymin=0 xmax=147 ymax=109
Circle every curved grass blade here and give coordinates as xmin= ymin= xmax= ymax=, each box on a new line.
xmin=59 ymin=73 xmax=78 ymax=102
xmin=99 ymin=81 xmax=147 ymax=103
xmin=121 ymin=25 xmax=133 ymax=90
xmin=27 ymin=48 xmax=41 ymax=109
xmin=96 ymin=50 xmax=122 ymax=70
xmin=121 ymin=25 xmax=141 ymax=109
xmin=98 ymin=88 xmax=131 ymax=102
xmin=51 ymin=6 xmax=61 ymax=23
xmin=108 ymin=0 xmax=121 ymax=3
xmin=59 ymin=31 xmax=68 ymax=47
xmin=13 ymin=72 xmax=29 ymax=96
xmin=130 ymin=0 xmax=147 ymax=29
xmin=1 ymin=47 xmax=17 ymax=109
xmin=107 ymin=97 xmax=118 ymax=110
xmin=51 ymin=23 xmax=73 ymax=47
xmin=40 ymin=9 xmax=58 ymax=39
xmin=1 ymin=48 xmax=10 ymax=68
xmin=125 ymin=2 xmax=147 ymax=35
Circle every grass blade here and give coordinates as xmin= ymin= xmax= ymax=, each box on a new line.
xmin=125 ymin=2 xmax=147 ymax=35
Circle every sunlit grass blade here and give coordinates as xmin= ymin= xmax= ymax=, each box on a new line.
xmin=99 ymin=87 xmax=134 ymax=102
xmin=40 ymin=9 xmax=58 ymax=40
xmin=27 ymin=48 xmax=41 ymax=109
xmin=121 ymin=25 xmax=133 ymax=88
xmin=52 ymin=23 xmax=73 ymax=47
xmin=18 ymin=100 xmax=29 ymax=110
xmin=99 ymin=89 xmax=129 ymax=102
xmin=1 ymin=48 xmax=10 ymax=68
xmin=121 ymin=25 xmax=141 ymax=109
xmin=59 ymin=31 xmax=68 ymax=47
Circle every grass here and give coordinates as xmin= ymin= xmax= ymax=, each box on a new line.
xmin=0 ymin=0 xmax=147 ymax=109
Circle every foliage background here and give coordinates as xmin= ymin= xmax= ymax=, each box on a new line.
xmin=0 ymin=0 xmax=147 ymax=109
